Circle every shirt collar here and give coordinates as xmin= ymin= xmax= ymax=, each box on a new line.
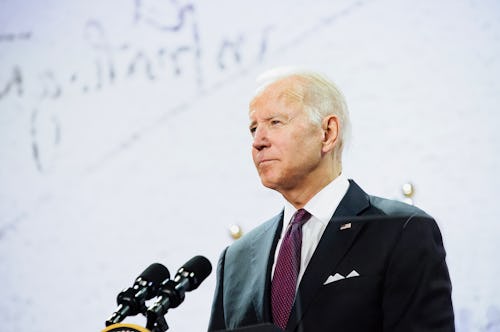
xmin=283 ymin=173 xmax=350 ymax=226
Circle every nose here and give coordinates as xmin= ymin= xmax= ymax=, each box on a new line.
xmin=252 ymin=126 xmax=270 ymax=151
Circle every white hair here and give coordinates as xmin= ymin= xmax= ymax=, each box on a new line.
xmin=253 ymin=66 xmax=351 ymax=162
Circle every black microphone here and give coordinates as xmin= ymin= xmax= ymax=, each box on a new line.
xmin=106 ymin=263 xmax=170 ymax=326
xmin=146 ymin=256 xmax=212 ymax=329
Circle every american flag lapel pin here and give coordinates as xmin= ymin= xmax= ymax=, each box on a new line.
xmin=340 ymin=222 xmax=351 ymax=230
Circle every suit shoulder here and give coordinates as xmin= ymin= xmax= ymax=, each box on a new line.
xmin=369 ymin=195 xmax=430 ymax=218
xmin=366 ymin=197 xmax=443 ymax=243
xmin=225 ymin=212 xmax=282 ymax=258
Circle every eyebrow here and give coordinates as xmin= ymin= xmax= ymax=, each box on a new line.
xmin=249 ymin=114 xmax=284 ymax=128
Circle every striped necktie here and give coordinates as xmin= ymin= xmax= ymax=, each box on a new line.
xmin=271 ymin=208 xmax=312 ymax=330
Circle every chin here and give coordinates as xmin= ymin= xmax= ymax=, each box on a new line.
xmin=258 ymin=169 xmax=286 ymax=191
xmin=259 ymin=177 xmax=277 ymax=190
xmin=259 ymin=177 xmax=283 ymax=191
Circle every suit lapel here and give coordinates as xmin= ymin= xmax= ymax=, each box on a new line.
xmin=332 ymin=180 xmax=371 ymax=218
xmin=286 ymin=180 xmax=371 ymax=331
xmin=248 ymin=211 xmax=283 ymax=323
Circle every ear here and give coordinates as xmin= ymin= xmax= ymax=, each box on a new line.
xmin=321 ymin=115 xmax=340 ymax=154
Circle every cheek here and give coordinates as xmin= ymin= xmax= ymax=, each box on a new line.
xmin=293 ymin=133 xmax=323 ymax=160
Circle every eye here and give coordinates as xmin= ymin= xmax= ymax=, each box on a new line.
xmin=271 ymin=119 xmax=281 ymax=126
xmin=249 ymin=126 xmax=257 ymax=136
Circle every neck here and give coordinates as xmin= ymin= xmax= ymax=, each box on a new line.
xmin=281 ymin=163 xmax=342 ymax=209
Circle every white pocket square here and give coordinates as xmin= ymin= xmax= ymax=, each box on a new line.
xmin=346 ymin=270 xmax=360 ymax=278
xmin=324 ymin=270 xmax=360 ymax=285
xmin=323 ymin=273 xmax=345 ymax=285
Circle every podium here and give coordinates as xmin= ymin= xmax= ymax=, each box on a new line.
xmin=102 ymin=323 xmax=283 ymax=332
xmin=102 ymin=323 xmax=150 ymax=332
xmin=215 ymin=323 xmax=283 ymax=332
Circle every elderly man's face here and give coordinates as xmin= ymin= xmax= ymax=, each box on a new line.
xmin=249 ymin=79 xmax=325 ymax=195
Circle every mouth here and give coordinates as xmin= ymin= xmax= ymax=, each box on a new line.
xmin=258 ymin=159 xmax=277 ymax=167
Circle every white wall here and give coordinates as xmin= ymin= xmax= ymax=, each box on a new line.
xmin=1 ymin=0 xmax=499 ymax=331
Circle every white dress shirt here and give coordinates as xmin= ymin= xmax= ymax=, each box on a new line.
xmin=272 ymin=173 xmax=350 ymax=287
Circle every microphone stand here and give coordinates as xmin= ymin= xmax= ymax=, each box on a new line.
xmin=146 ymin=315 xmax=169 ymax=332
xmin=145 ymin=278 xmax=187 ymax=332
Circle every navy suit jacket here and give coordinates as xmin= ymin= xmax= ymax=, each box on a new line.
xmin=208 ymin=180 xmax=454 ymax=331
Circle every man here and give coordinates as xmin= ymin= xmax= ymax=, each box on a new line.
xmin=208 ymin=68 xmax=454 ymax=331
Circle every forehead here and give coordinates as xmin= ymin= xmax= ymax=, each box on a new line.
xmin=249 ymin=77 xmax=306 ymax=117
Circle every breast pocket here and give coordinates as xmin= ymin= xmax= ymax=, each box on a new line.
xmin=302 ymin=274 xmax=384 ymax=331
xmin=319 ymin=274 xmax=383 ymax=308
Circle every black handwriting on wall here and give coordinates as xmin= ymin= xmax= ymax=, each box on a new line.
xmin=1 ymin=0 xmax=369 ymax=173
xmin=0 ymin=1 xmax=273 ymax=173
xmin=0 ymin=1 xmax=271 ymax=104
